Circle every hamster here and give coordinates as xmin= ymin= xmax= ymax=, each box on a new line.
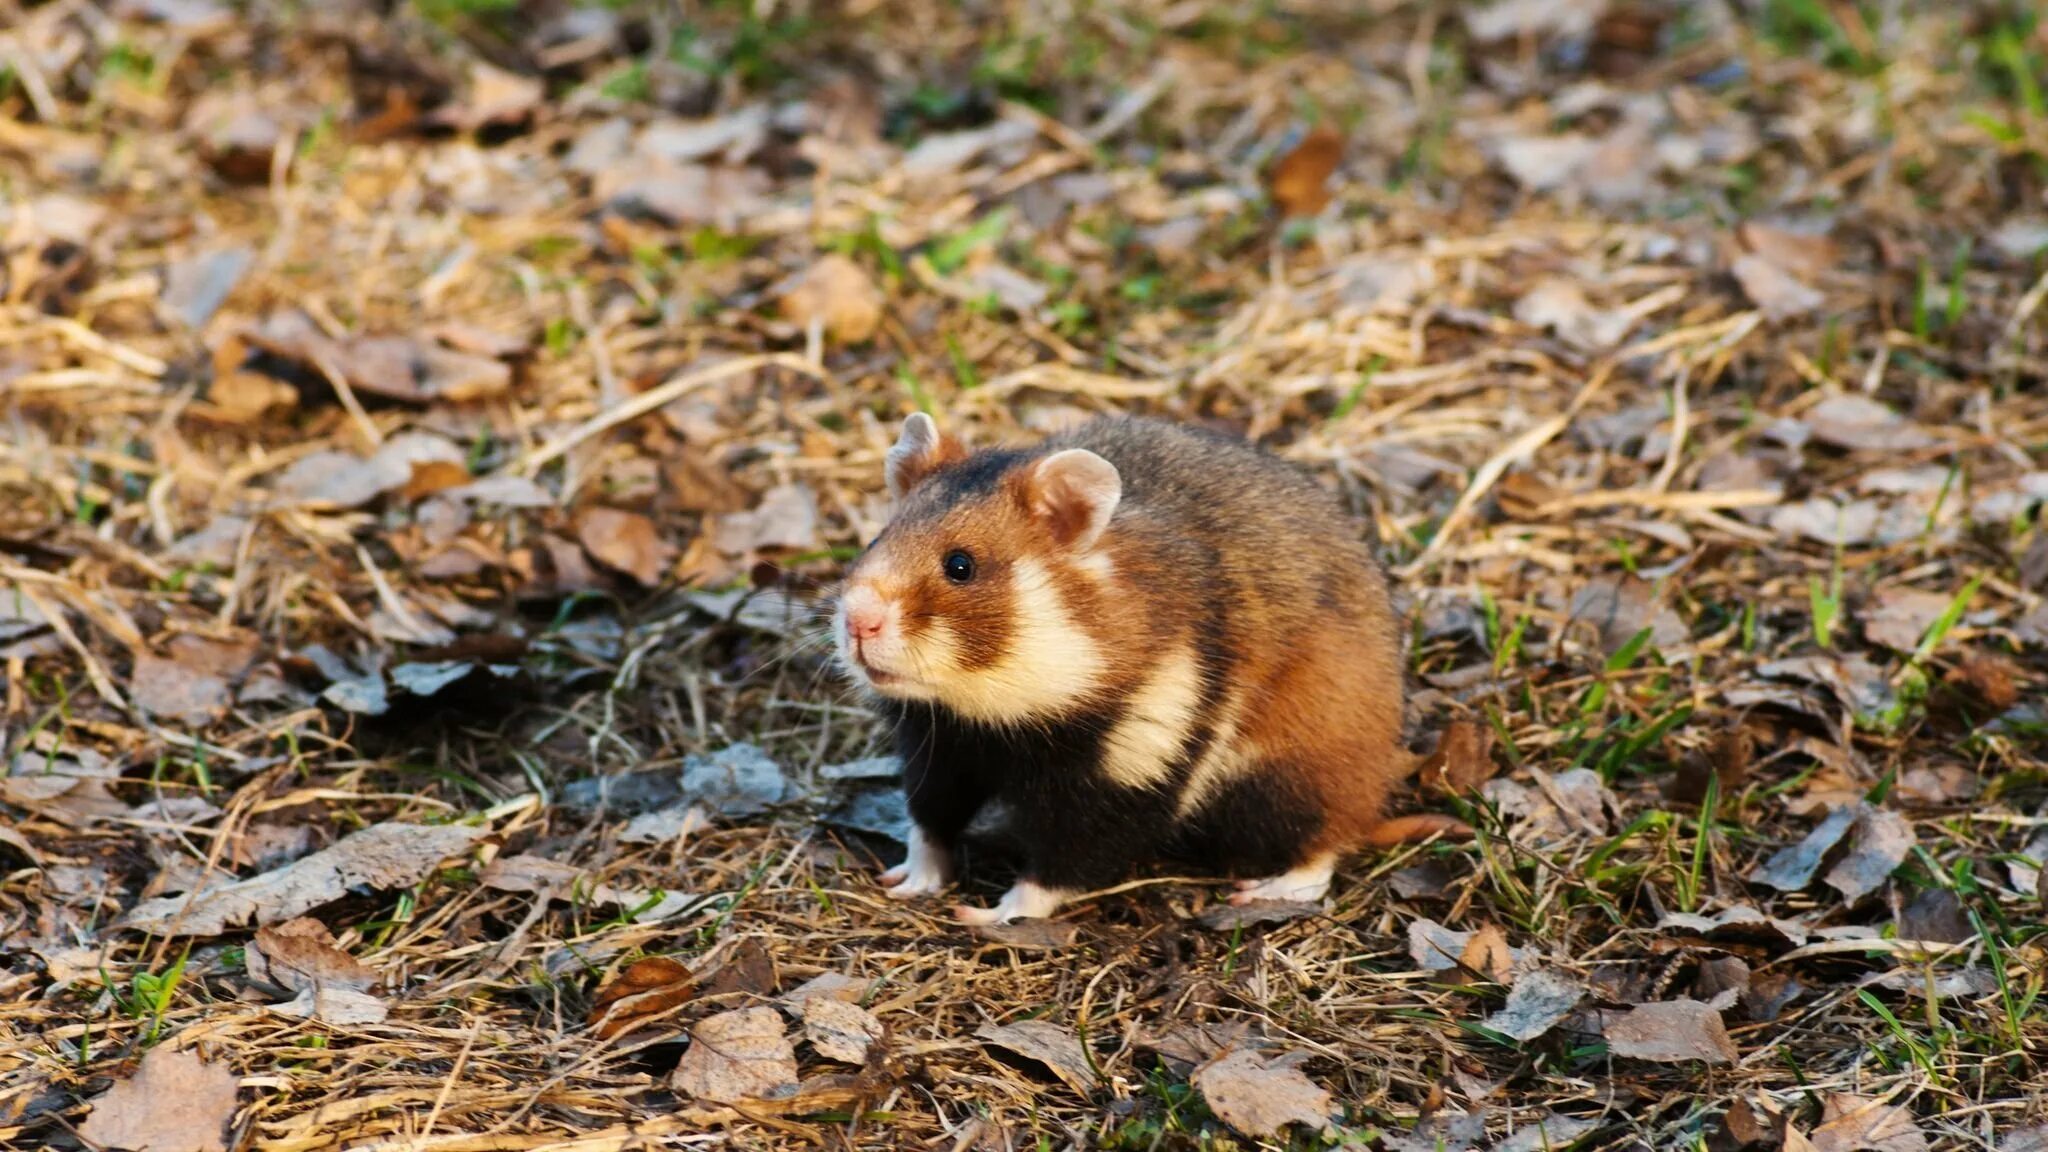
xmin=833 ymin=413 xmax=1462 ymax=924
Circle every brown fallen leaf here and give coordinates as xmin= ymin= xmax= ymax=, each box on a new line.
xmin=778 ymin=254 xmax=884 ymax=343
xmin=1603 ymin=999 xmax=1738 ymax=1064
xmin=976 ymin=1019 xmax=1100 ymax=1093
xmin=713 ymin=483 xmax=820 ymax=556
xmin=576 ymin=507 xmax=676 ymax=588
xmin=1190 ymin=1049 xmax=1332 ymax=1139
xmin=672 ymin=1006 xmax=799 ymax=1105
xmin=1732 ymin=253 xmax=1823 ymax=320
xmin=701 ymin=938 xmax=780 ymax=1000
xmin=429 ymin=61 xmax=544 ymax=133
xmin=1824 ymin=806 xmax=1915 ymax=902
xmin=121 ymin=822 xmax=488 ymax=936
xmin=781 ymin=972 xmax=869 ymax=1007
xmin=1266 ymin=127 xmax=1342 ymax=219
xmin=1810 ymin=1094 xmax=1928 ymax=1152
xmin=800 ymin=996 xmax=884 ymax=1064
xmin=1738 ymin=221 xmax=1838 ymax=281
xmin=1498 ymin=1114 xmax=1600 ymax=1152
xmin=1416 ymin=717 xmax=1498 ymax=796
xmin=1860 ymin=587 xmax=1950 ymax=651
xmin=401 ymin=459 xmax=472 ymax=504
xmin=588 ymin=956 xmax=697 ymax=1040
xmin=1942 ymin=653 xmax=2021 ymax=713
xmin=1458 ymin=923 xmax=1517 ymax=984
xmin=1667 ymin=723 xmax=1753 ymax=807
xmin=1409 ymin=918 xmax=1536 ymax=973
xmin=247 ymin=917 xmax=378 ymax=995
xmin=1484 ymin=967 xmax=1584 ymax=1041
xmin=972 ymin=919 xmax=1083 ymax=950
xmin=78 ymin=1046 xmax=240 ymax=1152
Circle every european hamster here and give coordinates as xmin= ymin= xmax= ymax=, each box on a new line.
xmin=834 ymin=413 xmax=1461 ymax=923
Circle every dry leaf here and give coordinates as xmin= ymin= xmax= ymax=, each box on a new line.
xmin=782 ymin=972 xmax=869 ymax=1007
xmin=576 ymin=507 xmax=677 ymax=587
xmin=713 ymin=483 xmax=820 ymax=556
xmin=976 ymin=1019 xmax=1099 ymax=1093
xmin=1266 ymin=127 xmax=1343 ymax=218
xmin=1824 ymin=806 xmax=1915 ymax=902
xmin=1197 ymin=900 xmax=1321 ymax=930
xmin=247 ymin=917 xmax=377 ymax=995
xmin=1409 ymin=918 xmax=1536 ymax=973
xmin=121 ymin=822 xmax=487 ymax=936
xmin=1750 ymin=804 xmax=1858 ymax=892
xmin=275 ymin=985 xmax=389 ymax=1026
xmin=1485 ymin=967 xmax=1585 ymax=1041
xmin=1732 ymin=253 xmax=1823 ymax=319
xmin=800 ymin=996 xmax=884 ymax=1064
xmin=78 ymin=1046 xmax=240 ymax=1152
xmin=701 ymin=938 xmax=780 ymax=999
xmin=1416 ymin=718 xmax=1498 ymax=796
xmin=779 ymin=254 xmax=884 ymax=343
xmin=973 ymin=919 xmax=1083 ymax=950
xmin=1458 ymin=923 xmax=1517 ymax=984
xmin=1190 ymin=1049 xmax=1332 ymax=1139
xmin=1603 ymin=999 xmax=1738 ymax=1064
xmin=1801 ymin=395 xmax=1938 ymax=454
xmin=588 ymin=956 xmax=697 ymax=1040
xmin=672 ymin=1006 xmax=799 ymax=1105
xmin=1464 ymin=0 xmax=1608 ymax=42
xmin=1810 ymin=1094 xmax=1928 ymax=1152
xmin=1515 ymin=277 xmax=1636 ymax=350
xmin=1738 ymin=222 xmax=1838 ymax=280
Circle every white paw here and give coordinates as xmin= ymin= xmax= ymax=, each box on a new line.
xmin=879 ymin=827 xmax=951 ymax=899
xmin=1228 ymin=857 xmax=1336 ymax=906
xmin=952 ymin=879 xmax=1070 ymax=925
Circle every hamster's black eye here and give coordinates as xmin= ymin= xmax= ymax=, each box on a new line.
xmin=942 ymin=550 xmax=975 ymax=584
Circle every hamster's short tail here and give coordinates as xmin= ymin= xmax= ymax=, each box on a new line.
xmin=1363 ymin=813 xmax=1475 ymax=848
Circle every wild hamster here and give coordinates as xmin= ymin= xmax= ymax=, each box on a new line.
xmin=834 ymin=413 xmax=1460 ymax=923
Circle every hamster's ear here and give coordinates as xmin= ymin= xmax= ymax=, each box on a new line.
xmin=1028 ymin=449 xmax=1121 ymax=550
xmin=885 ymin=413 xmax=967 ymax=498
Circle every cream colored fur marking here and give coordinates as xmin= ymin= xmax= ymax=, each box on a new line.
xmin=930 ymin=557 xmax=1106 ymax=725
xmin=1175 ymin=695 xmax=1254 ymax=815
xmin=1099 ymin=644 xmax=1202 ymax=790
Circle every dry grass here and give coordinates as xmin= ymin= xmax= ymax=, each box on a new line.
xmin=2 ymin=1 xmax=2046 ymax=1149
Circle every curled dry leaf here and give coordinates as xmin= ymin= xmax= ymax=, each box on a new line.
xmin=1416 ymin=717 xmax=1498 ymax=796
xmin=800 ymin=995 xmax=884 ymax=1064
xmin=78 ymin=1046 xmax=240 ymax=1152
xmin=671 ymin=1006 xmax=799 ymax=1105
xmin=1602 ymin=999 xmax=1738 ymax=1064
xmin=1266 ymin=127 xmax=1343 ymax=218
xmin=588 ymin=956 xmax=697 ymax=1040
xmin=121 ymin=822 xmax=487 ymax=936
xmin=1409 ymin=918 xmax=1536 ymax=974
xmin=1485 ymin=967 xmax=1585 ymax=1041
xmin=1190 ymin=1049 xmax=1332 ymax=1139
xmin=976 ymin=1019 xmax=1100 ymax=1093
xmin=778 ymin=254 xmax=884 ymax=343
xmin=575 ymin=506 xmax=676 ymax=588
xmin=247 ymin=917 xmax=377 ymax=995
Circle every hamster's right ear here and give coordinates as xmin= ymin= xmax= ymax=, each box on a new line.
xmin=885 ymin=412 xmax=967 ymax=499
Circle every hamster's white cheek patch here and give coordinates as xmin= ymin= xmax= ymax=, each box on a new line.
xmin=933 ymin=558 xmax=1106 ymax=726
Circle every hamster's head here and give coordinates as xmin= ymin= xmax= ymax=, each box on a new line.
xmin=833 ymin=413 xmax=1122 ymax=725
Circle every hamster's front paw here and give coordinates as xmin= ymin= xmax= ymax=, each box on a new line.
xmin=879 ymin=827 xmax=951 ymax=898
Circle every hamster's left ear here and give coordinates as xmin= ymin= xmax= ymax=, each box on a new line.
xmin=1028 ymin=449 xmax=1121 ymax=550
xmin=885 ymin=412 xmax=968 ymax=499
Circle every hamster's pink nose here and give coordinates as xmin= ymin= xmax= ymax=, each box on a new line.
xmin=844 ymin=600 xmax=888 ymax=641
xmin=846 ymin=606 xmax=886 ymax=640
